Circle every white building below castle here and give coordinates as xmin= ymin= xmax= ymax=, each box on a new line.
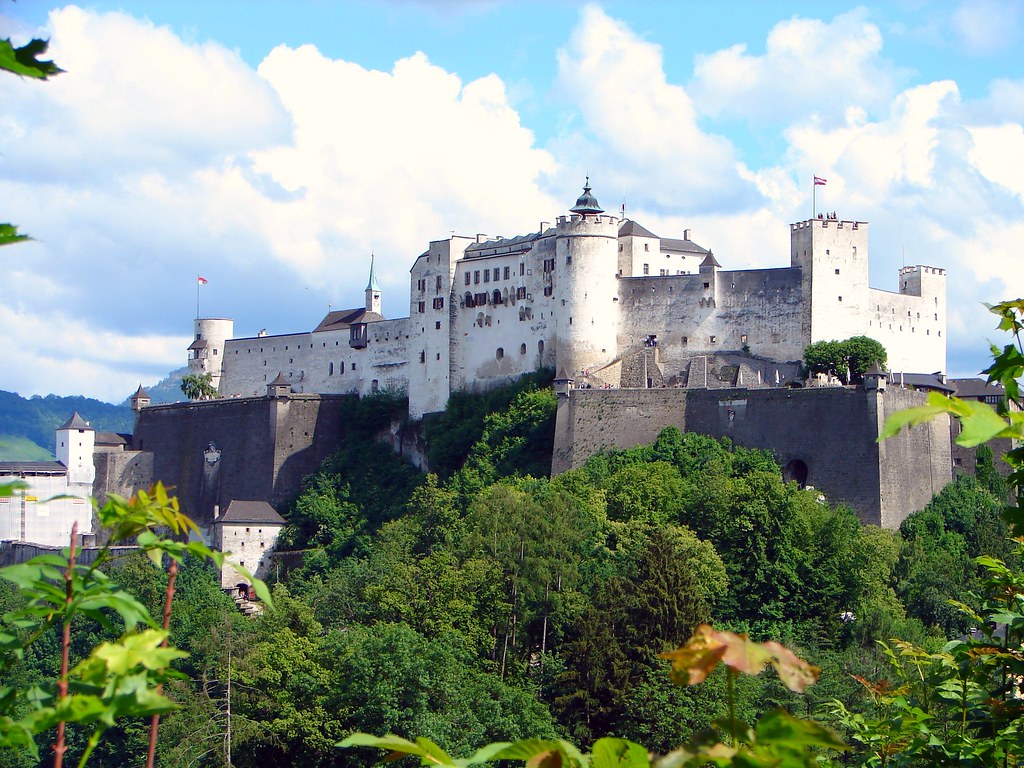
xmin=0 ymin=413 xmax=98 ymax=547
xmin=191 ymin=184 xmax=946 ymax=418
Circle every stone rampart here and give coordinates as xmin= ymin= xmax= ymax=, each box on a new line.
xmin=552 ymin=384 xmax=950 ymax=528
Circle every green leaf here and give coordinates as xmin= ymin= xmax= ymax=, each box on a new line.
xmin=754 ymin=709 xmax=847 ymax=750
xmin=0 ymin=38 xmax=63 ymax=79
xmin=591 ymin=737 xmax=650 ymax=768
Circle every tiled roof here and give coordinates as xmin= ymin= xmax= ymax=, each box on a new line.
xmin=58 ymin=412 xmax=93 ymax=431
xmin=216 ymin=500 xmax=286 ymax=525
xmin=950 ymin=378 xmax=1004 ymax=398
xmin=312 ymin=307 xmax=384 ymax=333
xmin=661 ymin=237 xmax=709 ymax=255
xmin=888 ymin=372 xmax=955 ymax=393
xmin=95 ymin=432 xmax=128 ymax=447
xmin=618 ymin=220 xmax=658 ymax=238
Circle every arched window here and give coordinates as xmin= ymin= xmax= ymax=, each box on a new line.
xmin=496 ymin=347 xmax=504 ymax=360
xmin=520 ymin=343 xmax=527 ymax=354
xmin=464 ymin=291 xmax=474 ymax=307
xmin=493 ymin=289 xmax=502 ymax=305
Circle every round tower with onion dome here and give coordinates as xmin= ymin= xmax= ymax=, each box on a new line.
xmin=554 ymin=179 xmax=621 ymax=381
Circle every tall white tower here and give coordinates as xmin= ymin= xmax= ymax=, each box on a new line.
xmin=187 ymin=318 xmax=234 ymax=391
xmin=56 ymin=412 xmax=95 ymax=486
xmin=555 ymin=181 xmax=621 ymax=379
xmin=365 ymin=254 xmax=382 ymax=314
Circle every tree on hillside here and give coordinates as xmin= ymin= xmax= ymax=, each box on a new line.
xmin=180 ymin=372 xmax=218 ymax=401
xmin=804 ymin=336 xmax=886 ymax=383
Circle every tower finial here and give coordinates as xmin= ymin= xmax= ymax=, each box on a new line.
xmin=571 ymin=177 xmax=604 ymax=215
xmin=366 ymin=252 xmax=381 ymax=292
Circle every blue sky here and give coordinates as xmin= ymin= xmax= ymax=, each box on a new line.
xmin=2 ymin=1 xmax=1023 ymax=401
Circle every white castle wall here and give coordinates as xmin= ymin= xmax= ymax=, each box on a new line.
xmin=209 ymin=194 xmax=946 ymax=417
xmin=189 ymin=318 xmax=234 ymax=388
xmin=0 ymin=474 xmax=93 ymax=546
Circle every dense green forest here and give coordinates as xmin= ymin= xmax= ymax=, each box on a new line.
xmin=0 ymin=373 xmax=1016 ymax=767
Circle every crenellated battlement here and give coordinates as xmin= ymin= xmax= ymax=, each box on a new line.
xmin=556 ymin=213 xmax=620 ymax=235
xmin=791 ymin=218 xmax=865 ymax=231
xmin=899 ymin=265 xmax=946 ymax=276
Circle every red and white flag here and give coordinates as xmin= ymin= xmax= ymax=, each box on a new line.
xmin=813 ymin=176 xmax=827 ymax=186
xmin=197 ymin=275 xmax=208 ymax=285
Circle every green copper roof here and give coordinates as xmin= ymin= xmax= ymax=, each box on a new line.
xmin=366 ymin=254 xmax=381 ymax=292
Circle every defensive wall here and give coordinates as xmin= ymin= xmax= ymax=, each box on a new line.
xmin=123 ymin=394 xmax=354 ymax=527
xmin=552 ymin=383 xmax=950 ymax=529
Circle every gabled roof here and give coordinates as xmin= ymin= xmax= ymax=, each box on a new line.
xmin=661 ymin=237 xmax=710 ymax=255
xmin=618 ymin=220 xmax=658 ymax=238
xmin=312 ymin=307 xmax=385 ymax=333
xmin=95 ymin=432 xmax=128 ymax=447
xmin=887 ymin=372 xmax=955 ymax=393
xmin=950 ymin=378 xmax=1004 ymax=398
xmin=58 ymin=412 xmax=93 ymax=431
xmin=215 ymin=500 xmax=286 ymax=526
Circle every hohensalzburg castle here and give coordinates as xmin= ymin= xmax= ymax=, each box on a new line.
xmin=189 ymin=183 xmax=946 ymax=419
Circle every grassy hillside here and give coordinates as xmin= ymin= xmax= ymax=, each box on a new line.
xmin=0 ymin=390 xmax=134 ymax=458
xmin=0 ymin=434 xmax=54 ymax=461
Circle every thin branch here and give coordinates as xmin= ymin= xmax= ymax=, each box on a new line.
xmin=52 ymin=521 xmax=78 ymax=768
xmin=145 ymin=557 xmax=178 ymax=768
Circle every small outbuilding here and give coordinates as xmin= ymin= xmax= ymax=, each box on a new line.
xmin=211 ymin=500 xmax=286 ymax=591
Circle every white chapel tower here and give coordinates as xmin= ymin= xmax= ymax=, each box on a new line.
xmin=366 ymin=254 xmax=382 ymax=314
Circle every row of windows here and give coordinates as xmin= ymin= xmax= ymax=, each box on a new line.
xmin=417 ymin=297 xmax=446 ymax=313
xmin=464 ymin=265 xmax=522 ymax=285
xmin=866 ymin=321 xmax=942 ymax=336
xmin=327 ymin=361 xmax=357 ymax=375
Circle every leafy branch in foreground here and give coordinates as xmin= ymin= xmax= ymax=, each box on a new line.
xmin=0 ymin=482 xmax=270 ymax=768
xmin=880 ymin=299 xmax=1024 ymax=534
xmin=339 ymin=625 xmax=845 ymax=768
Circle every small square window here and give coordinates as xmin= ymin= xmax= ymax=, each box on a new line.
xmin=834 ymin=268 xmax=840 ymax=274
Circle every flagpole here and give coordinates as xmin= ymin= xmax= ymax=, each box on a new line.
xmin=196 ymin=276 xmax=200 ymax=320
xmin=812 ymin=179 xmax=816 ymax=219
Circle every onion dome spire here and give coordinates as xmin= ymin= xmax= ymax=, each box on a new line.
xmin=570 ymin=177 xmax=604 ymax=215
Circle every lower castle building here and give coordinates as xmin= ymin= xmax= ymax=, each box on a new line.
xmin=191 ymin=184 xmax=946 ymax=419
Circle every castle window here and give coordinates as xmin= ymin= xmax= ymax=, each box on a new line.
xmin=566 ymin=254 xmax=572 ymax=265
xmin=569 ymin=317 xmax=573 ymax=325
xmin=493 ymin=268 xmax=500 ymax=281
xmin=432 ymin=297 xmax=444 ymax=309
xmin=474 ymin=271 xmax=480 ymax=284
xmin=213 ymin=349 xmax=218 ymax=355
xmin=538 ymin=340 xmax=544 ymax=355
xmin=938 ymin=331 xmax=942 ymax=336
xmin=935 ymin=313 xmax=938 ymax=320
xmin=504 ymin=266 xmax=510 ymax=280
xmin=371 ymin=380 xmax=379 ymax=393
xmin=496 ymin=347 xmax=504 ymax=360
xmin=516 ymin=286 xmax=526 ymax=300
xmin=435 ymin=321 xmax=441 ymax=330
xmin=437 ymin=353 xmax=441 ymax=360
xmin=289 ymin=358 xmax=293 ymax=364
xmin=340 ymin=362 xmax=344 ymax=373
xmin=465 ymin=273 xmax=471 ymax=286
xmin=703 ymin=282 xmax=710 ymax=289
xmin=543 ymin=285 xmax=553 ymax=296
xmin=352 ymin=363 xmax=356 ymax=370
xmin=835 ymin=268 xmax=840 ymax=274
xmin=329 ymin=362 xmax=334 ymax=375
xmin=619 ymin=244 xmax=623 ymax=251
xmin=419 ymin=351 xmax=425 ymax=363
xmin=493 ymin=289 xmax=502 ymax=305
xmin=644 ymin=243 xmax=649 ymax=251
xmin=643 ymin=263 xmax=649 ymax=275
xmin=660 ymin=269 xmax=667 ymax=276
xmin=741 ymin=334 xmax=747 ymax=344
xmin=418 ymin=301 xmax=425 ymax=313
xmin=710 ymin=335 xmax=717 ymax=343
xmin=520 ymin=343 xmax=527 ymax=354
xmin=436 ymin=276 xmax=443 ymax=291
xmin=682 ymin=336 xmax=688 ymax=344
xmin=825 ymin=249 xmax=829 ymax=255
xmin=838 ymin=296 xmax=842 ymax=301
xmin=484 ymin=270 xmax=490 ymax=283
xmin=520 ymin=263 xmax=525 ymax=276
xmin=852 ymin=246 xmax=857 ymax=256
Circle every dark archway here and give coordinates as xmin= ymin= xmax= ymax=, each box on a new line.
xmin=783 ymin=459 xmax=809 ymax=488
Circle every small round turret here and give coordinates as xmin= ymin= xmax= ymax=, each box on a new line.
xmin=570 ymin=177 xmax=604 ymax=216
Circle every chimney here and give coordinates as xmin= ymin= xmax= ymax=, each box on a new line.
xmin=684 ymin=228 xmax=692 ymax=241
xmin=539 ymin=221 xmax=550 ymax=232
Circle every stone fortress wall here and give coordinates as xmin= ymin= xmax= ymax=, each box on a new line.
xmin=551 ymin=381 xmax=951 ymax=529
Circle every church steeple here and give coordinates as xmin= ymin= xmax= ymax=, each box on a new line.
xmin=365 ymin=253 xmax=382 ymax=314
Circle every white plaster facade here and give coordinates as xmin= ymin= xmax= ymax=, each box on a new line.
xmin=0 ymin=413 xmax=96 ymax=546
xmin=211 ymin=500 xmax=285 ymax=589
xmin=202 ymin=186 xmax=947 ymax=418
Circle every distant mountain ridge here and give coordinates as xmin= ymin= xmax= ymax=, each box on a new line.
xmin=0 ymin=367 xmax=189 ymax=460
